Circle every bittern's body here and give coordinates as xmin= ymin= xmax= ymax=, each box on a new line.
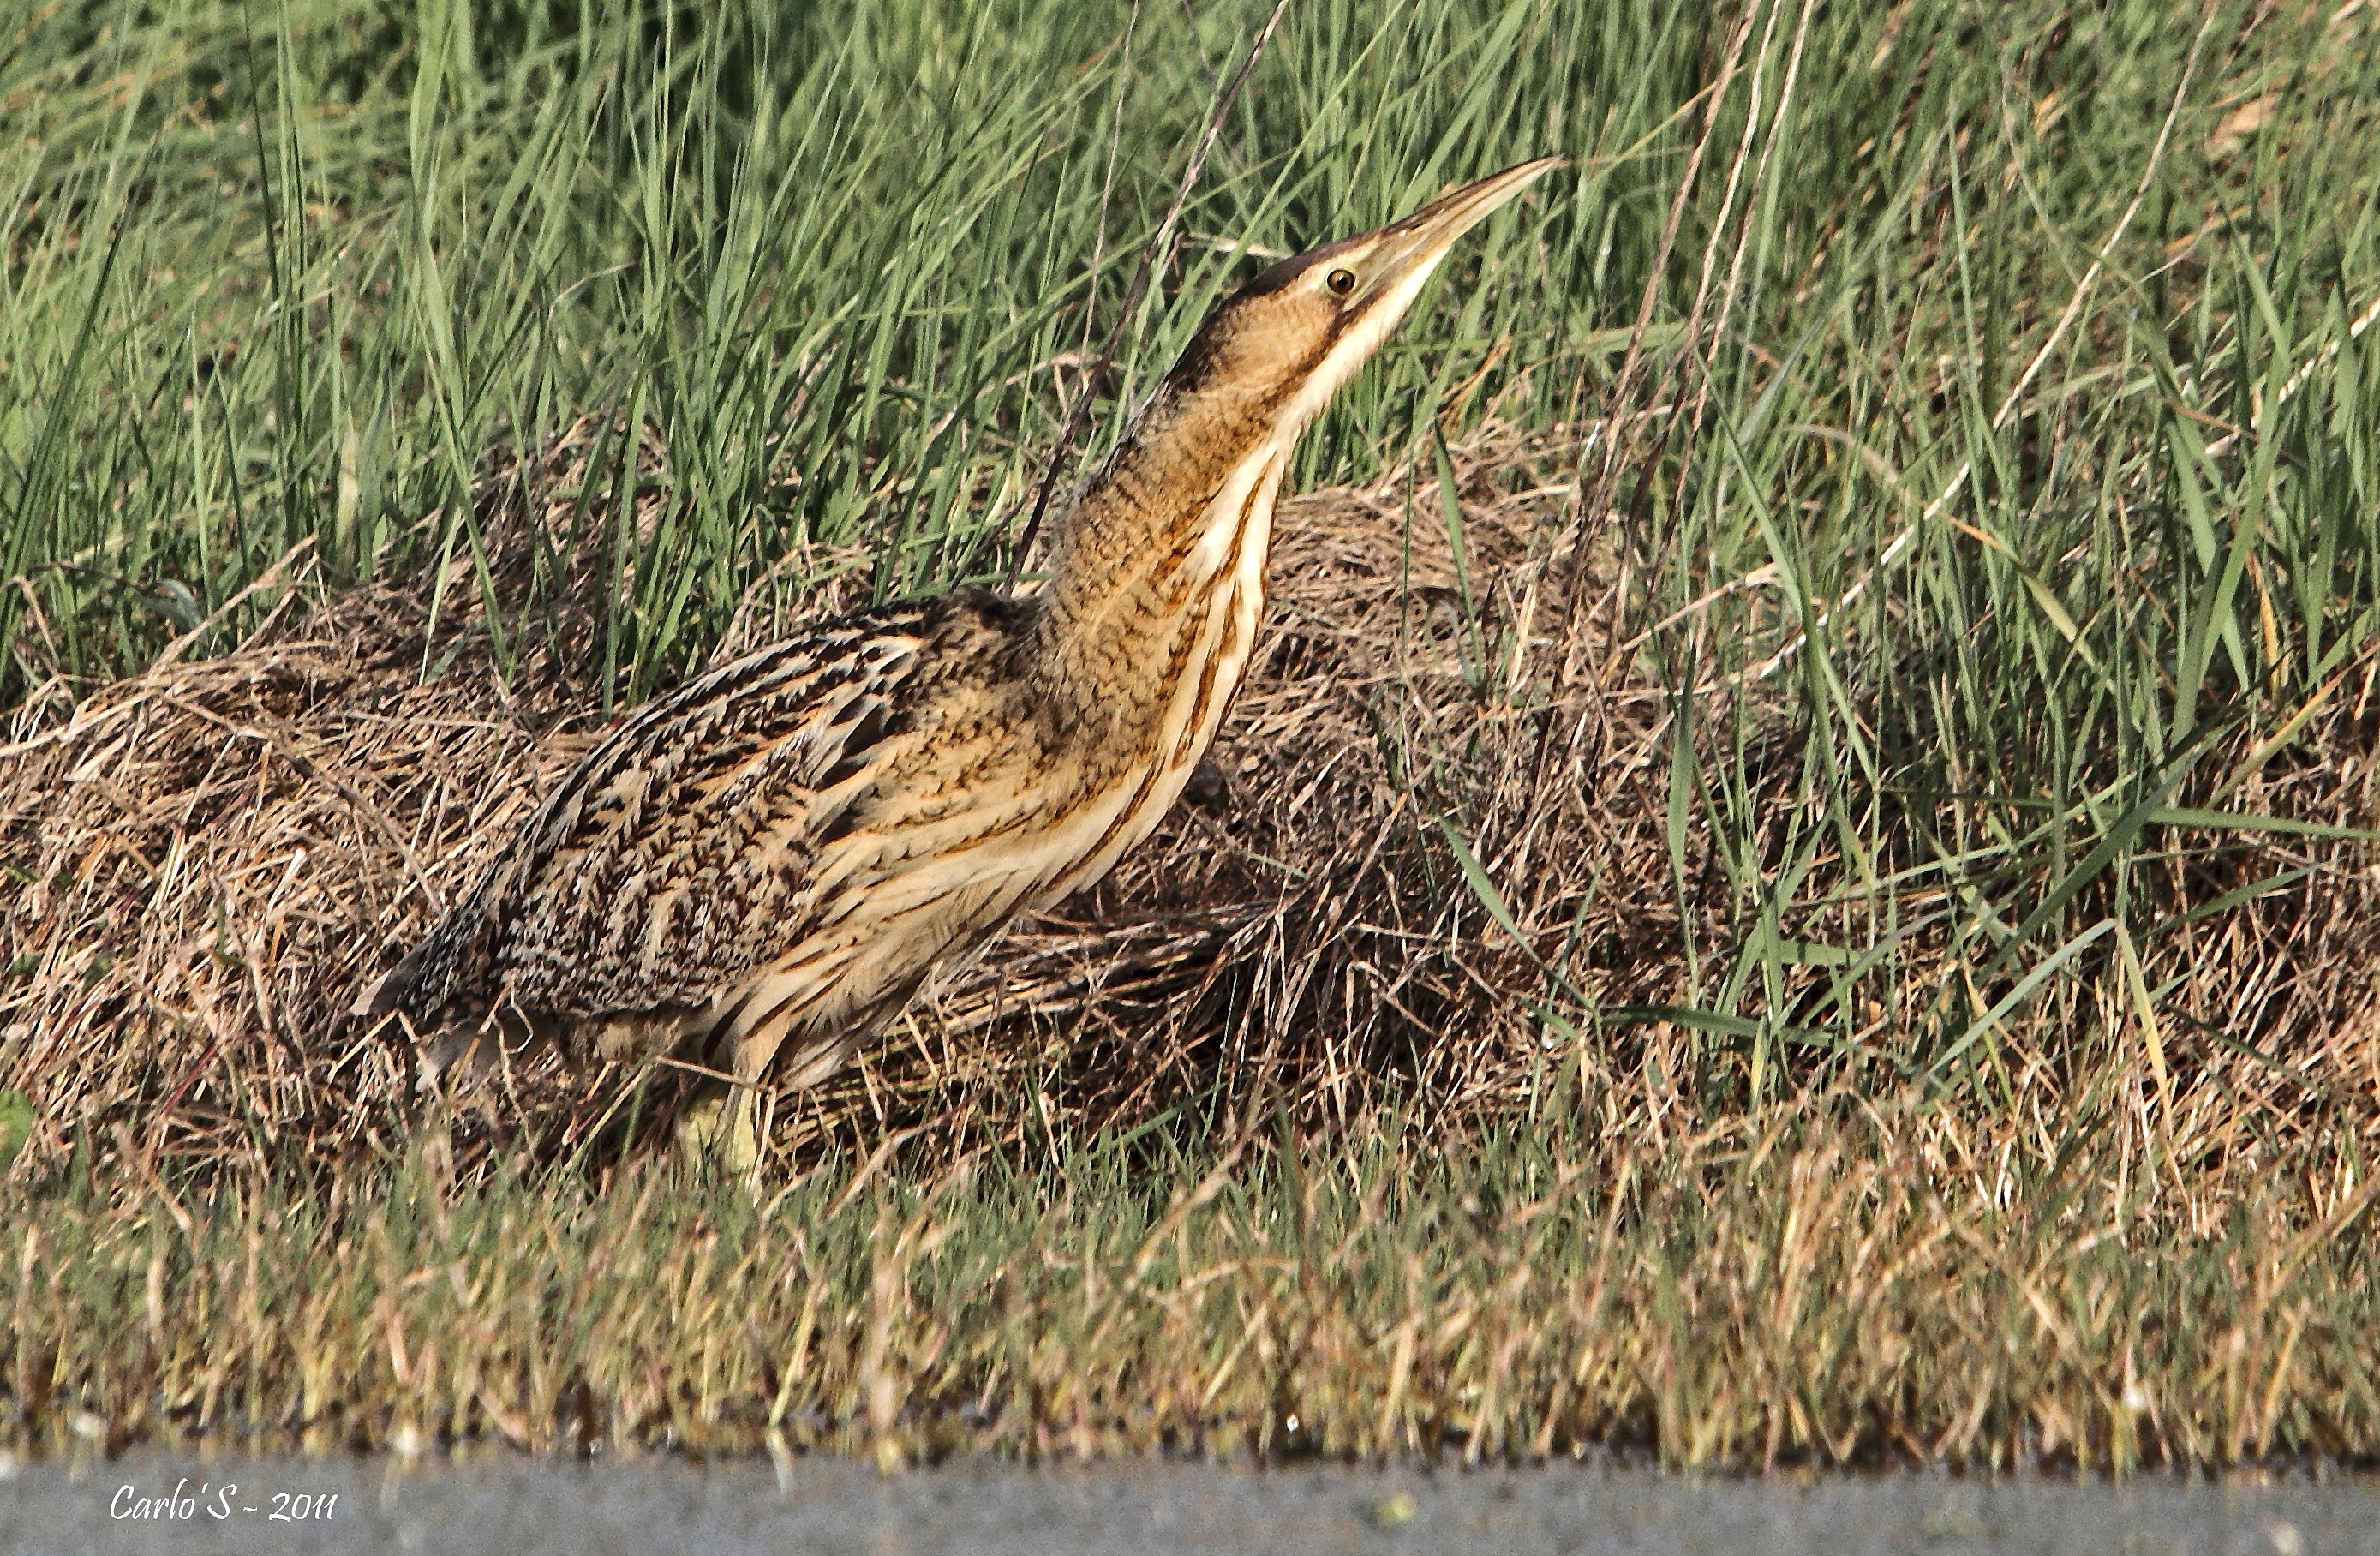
xmin=367 ymin=159 xmax=1558 ymax=1150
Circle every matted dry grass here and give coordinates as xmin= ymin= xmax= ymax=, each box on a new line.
xmin=3 ymin=416 xmax=2377 ymax=1224
xmin=0 ymin=421 xmax=1673 ymax=1176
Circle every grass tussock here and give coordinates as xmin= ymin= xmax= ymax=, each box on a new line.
xmin=2 ymin=422 xmax=1636 ymax=1166
xmin=5 ymin=0 xmax=2380 ymax=1472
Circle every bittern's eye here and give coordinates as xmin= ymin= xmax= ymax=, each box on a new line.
xmin=1325 ymin=267 xmax=1357 ymax=296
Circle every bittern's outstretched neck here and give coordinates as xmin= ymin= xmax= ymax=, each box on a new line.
xmin=1030 ymin=158 xmax=1563 ymax=742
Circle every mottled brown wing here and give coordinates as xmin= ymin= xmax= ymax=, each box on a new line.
xmin=366 ymin=595 xmax=968 ymax=1038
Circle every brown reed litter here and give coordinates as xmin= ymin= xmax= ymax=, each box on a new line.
xmin=2 ymin=418 xmax=2377 ymax=1213
xmin=0 ymin=421 xmax=1673 ymax=1176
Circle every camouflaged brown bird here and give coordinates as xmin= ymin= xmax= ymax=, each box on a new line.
xmin=362 ymin=158 xmax=1561 ymax=1160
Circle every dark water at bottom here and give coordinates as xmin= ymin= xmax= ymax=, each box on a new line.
xmin=3 ymin=1447 xmax=2373 ymax=1554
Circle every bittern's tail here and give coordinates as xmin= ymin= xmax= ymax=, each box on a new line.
xmin=354 ymin=909 xmax=477 ymax=1029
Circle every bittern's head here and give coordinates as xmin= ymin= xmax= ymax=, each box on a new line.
xmin=1164 ymin=157 xmax=1563 ymax=434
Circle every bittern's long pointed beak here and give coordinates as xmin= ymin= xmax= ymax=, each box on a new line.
xmin=1348 ymin=155 xmax=1565 ymax=308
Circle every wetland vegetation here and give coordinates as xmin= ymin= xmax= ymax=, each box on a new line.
xmin=3 ymin=0 xmax=2378 ymax=1472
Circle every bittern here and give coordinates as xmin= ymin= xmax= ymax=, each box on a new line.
xmin=364 ymin=157 xmax=1560 ymax=1162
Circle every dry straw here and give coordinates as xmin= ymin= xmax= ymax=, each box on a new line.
xmin=3 ymin=411 xmax=2377 ymax=1206
xmin=0 ymin=418 xmax=1666 ymax=1175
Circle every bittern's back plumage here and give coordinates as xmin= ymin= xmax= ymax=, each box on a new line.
xmin=365 ymin=157 xmax=1560 ymax=1142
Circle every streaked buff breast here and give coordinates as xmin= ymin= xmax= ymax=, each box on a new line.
xmin=1031 ymin=442 xmax=1286 ymax=906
